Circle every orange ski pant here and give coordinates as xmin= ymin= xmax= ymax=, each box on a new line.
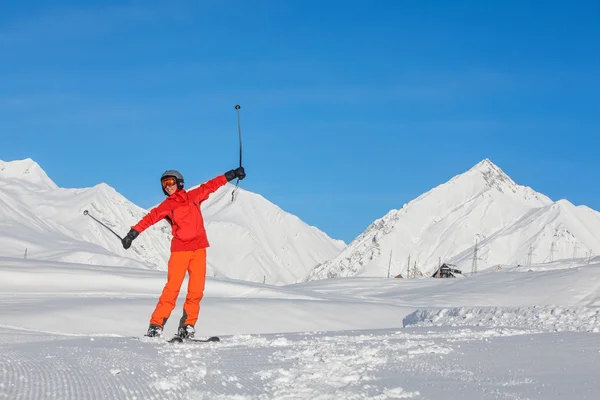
xmin=150 ymin=248 xmax=207 ymax=328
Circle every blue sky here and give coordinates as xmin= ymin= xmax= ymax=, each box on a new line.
xmin=1 ymin=1 xmax=599 ymax=244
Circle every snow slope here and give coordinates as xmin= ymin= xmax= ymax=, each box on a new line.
xmin=306 ymin=158 xmax=600 ymax=280
xmin=1 ymin=255 xmax=599 ymax=399
xmin=0 ymin=158 xmax=345 ymax=284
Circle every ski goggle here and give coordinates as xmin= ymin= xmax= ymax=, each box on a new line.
xmin=161 ymin=177 xmax=177 ymax=188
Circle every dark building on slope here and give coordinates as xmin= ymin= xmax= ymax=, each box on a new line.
xmin=431 ymin=263 xmax=463 ymax=278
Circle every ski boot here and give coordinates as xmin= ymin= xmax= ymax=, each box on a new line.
xmin=177 ymin=324 xmax=195 ymax=339
xmin=145 ymin=324 xmax=163 ymax=337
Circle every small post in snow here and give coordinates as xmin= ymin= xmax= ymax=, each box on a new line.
xmin=549 ymin=240 xmax=557 ymax=263
xmin=527 ymin=245 xmax=535 ymax=265
xmin=471 ymin=238 xmax=479 ymax=275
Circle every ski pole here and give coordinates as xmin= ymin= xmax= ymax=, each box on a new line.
xmin=231 ymin=104 xmax=243 ymax=202
xmin=83 ymin=210 xmax=123 ymax=240
xmin=236 ymin=104 xmax=242 ymax=168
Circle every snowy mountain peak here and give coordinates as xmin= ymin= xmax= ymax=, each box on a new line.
xmin=471 ymin=158 xmax=500 ymax=173
xmin=305 ymin=158 xmax=600 ymax=281
xmin=467 ymin=158 xmax=517 ymax=194
xmin=0 ymin=158 xmax=58 ymax=190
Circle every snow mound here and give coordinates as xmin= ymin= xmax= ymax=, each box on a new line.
xmin=402 ymin=306 xmax=600 ymax=333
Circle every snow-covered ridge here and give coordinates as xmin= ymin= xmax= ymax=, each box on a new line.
xmin=0 ymin=158 xmax=345 ymax=284
xmin=306 ymin=158 xmax=600 ymax=280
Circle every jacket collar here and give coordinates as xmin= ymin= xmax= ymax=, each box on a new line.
xmin=167 ymin=189 xmax=188 ymax=203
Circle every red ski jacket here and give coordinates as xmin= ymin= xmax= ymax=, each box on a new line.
xmin=132 ymin=174 xmax=228 ymax=252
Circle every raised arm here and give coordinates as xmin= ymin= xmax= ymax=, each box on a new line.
xmin=188 ymin=166 xmax=246 ymax=204
xmin=188 ymin=175 xmax=228 ymax=204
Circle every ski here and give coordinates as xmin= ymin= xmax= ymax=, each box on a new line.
xmin=167 ymin=335 xmax=220 ymax=344
xmin=130 ymin=335 xmax=220 ymax=344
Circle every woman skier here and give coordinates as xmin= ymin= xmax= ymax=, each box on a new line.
xmin=121 ymin=166 xmax=246 ymax=338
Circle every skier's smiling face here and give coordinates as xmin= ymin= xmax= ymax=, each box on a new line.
xmin=162 ymin=177 xmax=178 ymax=196
xmin=165 ymin=183 xmax=177 ymax=196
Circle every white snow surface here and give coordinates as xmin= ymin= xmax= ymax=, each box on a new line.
xmin=1 ymin=254 xmax=599 ymax=399
xmin=0 ymin=158 xmax=345 ymax=285
xmin=307 ymin=158 xmax=600 ymax=280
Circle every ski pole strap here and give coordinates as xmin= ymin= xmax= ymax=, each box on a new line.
xmin=83 ymin=210 xmax=123 ymax=240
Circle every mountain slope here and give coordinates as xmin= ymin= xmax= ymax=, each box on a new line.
xmin=0 ymin=158 xmax=345 ymax=284
xmin=305 ymin=159 xmax=600 ymax=280
xmin=200 ymin=186 xmax=346 ymax=284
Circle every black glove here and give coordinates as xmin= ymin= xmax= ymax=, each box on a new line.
xmin=122 ymin=228 xmax=139 ymax=250
xmin=225 ymin=166 xmax=246 ymax=182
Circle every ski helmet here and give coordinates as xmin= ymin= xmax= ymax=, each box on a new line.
xmin=160 ymin=169 xmax=184 ymax=195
